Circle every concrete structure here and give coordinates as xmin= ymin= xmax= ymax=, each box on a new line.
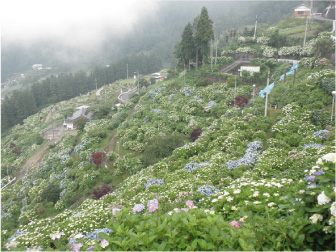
xmin=32 ymin=64 xmax=43 ymax=70
xmin=293 ymin=4 xmax=311 ymax=17
xmin=152 ymin=73 xmax=161 ymax=79
xmin=238 ymin=66 xmax=260 ymax=76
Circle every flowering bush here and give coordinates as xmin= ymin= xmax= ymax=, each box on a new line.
xmin=236 ymin=47 xmax=258 ymax=54
xmin=257 ymin=36 xmax=270 ymax=45
xmin=261 ymin=46 xmax=277 ymax=58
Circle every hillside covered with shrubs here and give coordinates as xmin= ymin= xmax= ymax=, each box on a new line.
xmin=1 ymin=11 xmax=336 ymax=251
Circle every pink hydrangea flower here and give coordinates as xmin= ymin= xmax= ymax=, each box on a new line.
xmin=70 ymin=243 xmax=83 ymax=252
xmin=185 ymin=200 xmax=194 ymax=208
xmin=230 ymin=220 xmax=240 ymax=228
xmin=147 ymin=199 xmax=159 ymax=213
xmin=100 ymin=239 xmax=109 ymax=248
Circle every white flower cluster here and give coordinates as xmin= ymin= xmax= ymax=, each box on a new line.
xmin=309 ymin=213 xmax=323 ymax=224
xmin=317 ymin=191 xmax=331 ymax=205
xmin=257 ymin=36 xmax=270 ymax=45
xmin=236 ymin=47 xmax=258 ymax=54
xmin=261 ymin=46 xmax=277 ymax=58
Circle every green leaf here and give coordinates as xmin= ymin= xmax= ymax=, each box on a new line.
xmin=98 ymin=232 xmax=110 ymax=241
xmin=198 ymin=239 xmax=207 ymax=249
xmin=191 ymin=239 xmax=198 ymax=250
xmin=239 ymin=238 xmax=249 ymax=251
xmin=210 ymin=227 xmax=219 ymax=239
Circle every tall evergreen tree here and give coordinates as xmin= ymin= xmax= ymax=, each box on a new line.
xmin=194 ymin=7 xmax=214 ymax=67
xmin=175 ymin=22 xmax=195 ymax=69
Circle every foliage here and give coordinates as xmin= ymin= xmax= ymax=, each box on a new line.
xmin=91 ymin=152 xmax=107 ymax=165
xmin=41 ymin=183 xmax=62 ymax=204
xmin=189 ymin=127 xmax=202 ymax=142
xmin=92 ymin=184 xmax=112 ymax=200
xmin=195 ymin=77 xmax=210 ymax=87
xmin=231 ymin=95 xmax=249 ymax=108
xmin=142 ymin=134 xmax=186 ymax=167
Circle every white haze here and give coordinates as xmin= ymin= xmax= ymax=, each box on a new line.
xmin=1 ymin=0 xmax=159 ymax=64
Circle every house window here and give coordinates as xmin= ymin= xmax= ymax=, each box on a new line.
xmin=298 ymin=11 xmax=304 ymax=14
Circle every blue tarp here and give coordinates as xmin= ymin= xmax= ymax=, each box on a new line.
xmin=280 ymin=64 xmax=298 ymax=80
xmin=259 ymin=82 xmax=275 ymax=98
xmin=259 ymin=64 xmax=298 ymax=98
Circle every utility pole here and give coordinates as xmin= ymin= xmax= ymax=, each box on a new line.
xmin=127 ymin=64 xmax=129 ymax=79
xmin=211 ymin=39 xmax=213 ymax=72
xmin=331 ymin=91 xmax=336 ymax=120
xmin=95 ymin=78 xmax=97 ymax=90
xmin=310 ymin=0 xmax=314 ymax=24
xmin=184 ymin=64 xmax=186 ymax=85
xmin=234 ymin=75 xmax=237 ymax=108
xmin=303 ymin=15 xmax=309 ymax=46
xmin=253 ymin=15 xmax=258 ymax=39
xmin=264 ymin=71 xmax=270 ymax=117
xmin=253 ymin=84 xmax=256 ymax=100
xmin=215 ymin=36 xmax=218 ymax=65
xmin=137 ymin=70 xmax=140 ymax=93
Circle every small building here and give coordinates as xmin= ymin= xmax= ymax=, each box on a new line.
xmin=63 ymin=107 xmax=93 ymax=130
xmin=293 ymin=4 xmax=311 ymax=17
xmin=32 ymin=64 xmax=43 ymax=70
xmin=152 ymin=73 xmax=161 ymax=79
xmin=238 ymin=66 xmax=260 ymax=76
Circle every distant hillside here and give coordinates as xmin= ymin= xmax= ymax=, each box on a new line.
xmin=2 ymin=1 xmax=306 ymax=82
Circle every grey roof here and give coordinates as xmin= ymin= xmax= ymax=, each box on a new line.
xmin=65 ymin=108 xmax=93 ymax=122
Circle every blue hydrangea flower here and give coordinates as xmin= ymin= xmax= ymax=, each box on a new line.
xmin=314 ymin=169 xmax=325 ymax=176
xmin=168 ymin=94 xmax=175 ymax=100
xmin=223 ymin=141 xmax=263 ymax=169
xmin=183 ymin=161 xmax=209 ymax=172
xmin=303 ymin=143 xmax=323 ymax=150
xmin=313 ymin=130 xmax=329 ymax=139
xmin=144 ymin=179 xmax=164 ymax=189
xmin=197 ymin=185 xmax=219 ymax=196
xmin=305 ymin=175 xmax=315 ymax=182
xmin=208 ymin=101 xmax=217 ymax=107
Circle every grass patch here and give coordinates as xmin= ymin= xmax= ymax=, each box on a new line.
xmin=279 ymin=24 xmax=320 ymax=36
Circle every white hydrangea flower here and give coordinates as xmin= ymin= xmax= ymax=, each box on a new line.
xmin=322 ymin=153 xmax=336 ymax=163
xmin=309 ymin=214 xmax=323 ymax=224
xmin=317 ymin=191 xmax=331 ymax=205
xmin=233 ymin=189 xmax=241 ymax=194
xmin=268 ymin=202 xmax=276 ymax=207
xmin=227 ymin=196 xmax=234 ymax=202
xmin=330 ymin=202 xmax=336 ymax=217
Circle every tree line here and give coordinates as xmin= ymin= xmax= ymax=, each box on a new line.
xmin=1 ymin=53 xmax=162 ymax=133
xmin=174 ymin=7 xmax=214 ymax=70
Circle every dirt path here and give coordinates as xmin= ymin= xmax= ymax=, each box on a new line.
xmin=108 ymin=90 xmax=138 ymax=154
xmin=44 ymin=105 xmax=56 ymax=123
xmin=96 ymin=87 xmax=104 ymax=96
xmin=14 ymin=143 xmax=50 ymax=182
xmin=109 ymin=134 xmax=117 ymax=152
xmin=12 ymin=128 xmax=77 ymax=185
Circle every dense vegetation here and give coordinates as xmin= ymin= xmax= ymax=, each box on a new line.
xmin=1 ymin=7 xmax=335 ymax=252
xmin=1 ymin=53 xmax=162 ymax=133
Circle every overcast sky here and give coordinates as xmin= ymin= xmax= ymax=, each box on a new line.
xmin=1 ymin=0 xmax=159 ymax=45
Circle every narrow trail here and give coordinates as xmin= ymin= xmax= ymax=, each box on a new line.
xmin=44 ymin=105 xmax=56 ymax=123
xmin=14 ymin=143 xmax=50 ymax=183
xmin=108 ymin=89 xmax=138 ymax=154
xmin=12 ymin=129 xmax=77 ymax=186
xmin=96 ymin=87 xmax=104 ymax=97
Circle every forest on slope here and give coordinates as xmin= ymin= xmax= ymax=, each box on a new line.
xmin=4 ymin=0 xmax=324 ymax=82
